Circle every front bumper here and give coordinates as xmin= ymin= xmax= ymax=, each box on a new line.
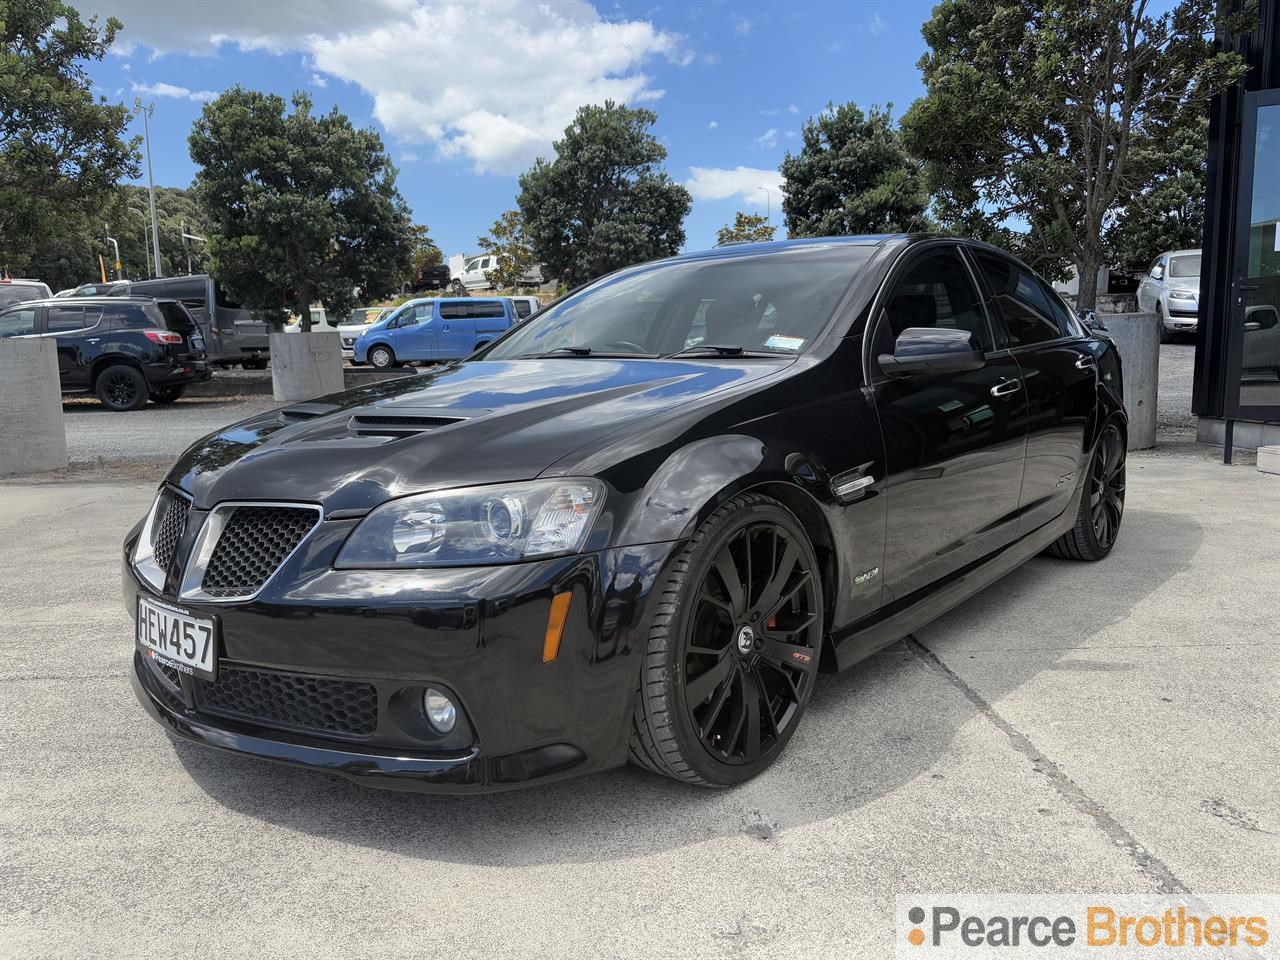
xmin=123 ymin=529 xmax=678 ymax=793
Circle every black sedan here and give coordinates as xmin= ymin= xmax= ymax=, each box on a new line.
xmin=125 ymin=236 xmax=1127 ymax=792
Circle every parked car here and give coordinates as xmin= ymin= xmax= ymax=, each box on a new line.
xmin=69 ymin=280 xmax=130 ymax=298
xmin=109 ymin=275 xmax=270 ymax=368
xmin=1136 ymin=249 xmax=1201 ymax=343
xmin=337 ymin=306 xmax=386 ymax=359
xmin=503 ymin=295 xmax=542 ymax=320
xmin=0 ymin=278 xmax=53 ymax=309
xmin=353 ymin=297 xmax=515 ymax=368
xmin=405 ymin=263 xmax=452 ymax=294
xmin=451 ymin=255 xmax=544 ymax=294
xmin=283 ymin=307 xmax=334 ymax=333
xmin=125 ymin=235 xmax=1127 ymax=793
xmin=0 ymin=296 xmax=210 ymax=410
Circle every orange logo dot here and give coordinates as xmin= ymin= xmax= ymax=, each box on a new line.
xmin=908 ymin=928 xmax=925 ymax=947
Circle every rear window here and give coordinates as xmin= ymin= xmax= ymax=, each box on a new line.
xmin=0 ymin=282 xmax=49 ymax=309
xmin=156 ymin=301 xmax=197 ymax=332
xmin=47 ymin=305 xmax=102 ymax=332
xmin=102 ymin=303 xmax=153 ymax=329
xmin=513 ymin=300 xmax=532 ymax=318
xmin=973 ymin=253 xmax=1065 ymax=346
xmin=468 ymin=301 xmax=506 ymax=319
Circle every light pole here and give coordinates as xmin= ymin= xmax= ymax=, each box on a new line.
xmin=133 ymin=98 xmax=163 ymax=277
xmin=103 ymin=230 xmax=121 ymax=279
xmin=181 ymin=223 xmax=208 ymax=275
xmin=758 ymin=186 xmax=772 ymax=222
xmin=129 ymin=207 xmax=152 ymax=277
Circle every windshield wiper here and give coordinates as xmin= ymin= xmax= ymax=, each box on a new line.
xmin=524 ymin=346 xmax=594 ymax=358
xmin=664 ymin=344 xmax=791 ymax=359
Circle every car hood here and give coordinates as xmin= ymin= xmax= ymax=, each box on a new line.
xmin=170 ymin=357 xmax=787 ymax=513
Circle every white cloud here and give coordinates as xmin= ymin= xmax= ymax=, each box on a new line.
xmin=787 ymin=103 xmax=799 ymax=114
xmin=708 ymin=120 xmax=718 ymax=129
xmin=130 ymin=80 xmax=217 ymax=103
xmin=785 ymin=130 xmax=798 ymax=139
xmin=733 ymin=15 xmax=752 ymax=35
xmin=754 ymin=127 xmax=778 ymax=149
xmin=868 ymin=12 xmax=887 ymax=34
xmin=310 ymin=73 xmax=328 ymax=88
xmin=400 ymin=151 xmax=419 ymax=163
xmin=686 ymin=166 xmax=783 ymax=207
xmin=759 ymin=108 xmax=779 ymax=117
xmin=93 ymin=0 xmax=688 ymax=176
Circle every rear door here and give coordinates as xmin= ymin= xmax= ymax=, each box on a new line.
xmin=871 ymin=244 xmax=1029 ymax=601
xmin=469 ymin=300 xmax=511 ymax=347
xmin=44 ymin=303 xmax=104 ymax=390
xmin=437 ymin=301 xmax=477 ymax=357
xmin=970 ymin=250 xmax=1097 ymax=535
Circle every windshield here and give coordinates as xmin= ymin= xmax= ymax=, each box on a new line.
xmin=484 ymin=245 xmax=875 ymax=360
xmin=1168 ymin=255 xmax=1201 ymax=279
xmin=0 ymin=283 xmax=48 ymax=308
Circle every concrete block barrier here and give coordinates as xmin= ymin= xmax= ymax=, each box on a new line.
xmin=269 ymin=331 xmax=345 ymax=403
xmin=0 ymin=338 xmax=68 ymax=477
xmin=1097 ymin=312 xmax=1160 ymax=450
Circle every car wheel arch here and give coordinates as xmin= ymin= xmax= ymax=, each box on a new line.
xmin=90 ymin=353 xmax=144 ymax=386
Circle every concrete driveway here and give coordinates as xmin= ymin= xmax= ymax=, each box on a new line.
xmin=2 ymin=436 xmax=1277 ymax=958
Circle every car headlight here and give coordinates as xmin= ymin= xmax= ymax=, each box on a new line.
xmin=335 ymin=479 xmax=604 ymax=568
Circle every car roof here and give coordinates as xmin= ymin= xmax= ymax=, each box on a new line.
xmin=1165 ymin=249 xmax=1201 ymax=258
xmin=12 ymin=295 xmax=166 ymax=307
xmin=672 ymin=234 xmax=905 ymax=265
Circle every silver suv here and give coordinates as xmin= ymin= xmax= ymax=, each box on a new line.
xmin=1136 ymin=249 xmax=1200 ymax=343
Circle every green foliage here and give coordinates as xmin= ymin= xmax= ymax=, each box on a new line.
xmin=518 ymin=101 xmax=691 ymax=288
xmin=716 ymin=212 xmax=776 ymax=245
xmin=1105 ymin=110 xmax=1208 ymax=273
xmin=408 ymin=224 xmax=442 ymax=271
xmin=189 ymin=86 xmax=412 ymax=329
xmin=476 ymin=210 xmax=537 ymax=291
xmin=900 ymin=0 xmax=1249 ymax=308
xmin=0 ymin=0 xmax=139 ymax=279
xmin=780 ymin=103 xmax=928 ymax=238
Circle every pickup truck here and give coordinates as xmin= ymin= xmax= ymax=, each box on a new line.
xmin=353 ymin=297 xmax=515 ymax=368
xmin=405 ymin=263 xmax=453 ymax=293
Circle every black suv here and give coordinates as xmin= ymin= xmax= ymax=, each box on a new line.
xmin=0 ymin=296 xmax=211 ymax=411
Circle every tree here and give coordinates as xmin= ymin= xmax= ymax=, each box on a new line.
xmin=780 ymin=103 xmax=928 ymax=239
xmin=1105 ymin=110 xmax=1208 ymax=273
xmin=518 ymin=102 xmax=691 ymax=288
xmin=0 ymin=0 xmax=139 ymax=278
xmin=189 ymin=86 xmax=411 ymax=330
xmin=476 ymin=210 xmax=536 ymax=291
xmin=716 ymin=212 xmax=776 ymax=245
xmin=901 ymin=0 xmax=1250 ymax=310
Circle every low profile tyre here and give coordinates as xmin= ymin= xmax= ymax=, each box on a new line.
xmin=630 ymin=492 xmax=824 ymax=787
xmin=1157 ymin=305 xmax=1174 ymax=344
xmin=1045 ymin=421 xmax=1126 ymax=561
xmin=95 ymin=364 xmax=148 ymax=412
xmin=149 ymin=384 xmax=186 ymax=404
xmin=368 ymin=344 xmax=397 ymax=369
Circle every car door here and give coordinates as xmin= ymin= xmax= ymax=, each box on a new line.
xmin=870 ymin=244 xmax=1029 ymax=601
xmin=392 ymin=302 xmax=438 ymax=360
xmin=44 ymin=303 xmax=103 ymax=391
xmin=437 ymin=301 xmax=477 ymax=357
xmin=970 ymin=250 xmax=1097 ymax=535
xmin=469 ymin=299 xmax=511 ymax=348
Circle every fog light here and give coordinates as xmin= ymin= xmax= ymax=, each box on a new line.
xmin=423 ymin=687 xmax=457 ymax=733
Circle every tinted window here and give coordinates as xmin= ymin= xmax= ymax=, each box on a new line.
xmin=439 ymin=302 xmax=470 ymax=320
xmin=156 ymin=301 xmax=196 ymax=332
xmin=974 ymin=254 xmax=1063 ymax=346
xmin=877 ymin=248 xmax=994 ymax=357
xmin=1168 ymin=254 xmax=1201 ymax=278
xmin=135 ymin=278 xmax=206 ymax=303
xmin=103 ymin=303 xmax=152 ymax=329
xmin=513 ymin=300 xmax=532 ymax=318
xmin=468 ymin=301 xmax=505 ymax=319
xmin=1039 ymin=280 xmax=1083 ymax=339
xmin=0 ymin=307 xmax=37 ymax=337
xmin=0 ymin=283 xmax=48 ymax=308
xmin=486 ymin=244 xmax=875 ymax=359
xmin=47 ymin=306 xmax=86 ymax=332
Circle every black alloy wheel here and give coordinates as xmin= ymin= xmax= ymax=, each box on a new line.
xmin=1046 ymin=421 xmax=1126 ymax=561
xmin=631 ymin=493 xmax=824 ymax=786
xmin=95 ymin=364 xmax=148 ymax=412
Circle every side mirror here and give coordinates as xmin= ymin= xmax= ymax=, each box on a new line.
xmin=878 ymin=326 xmax=986 ymax=378
xmin=1151 ymin=265 xmax=1164 ymax=280
xmin=1078 ymin=309 xmax=1107 ymax=332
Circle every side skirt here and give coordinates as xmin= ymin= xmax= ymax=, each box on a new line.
xmin=828 ymin=471 xmax=1085 ymax=672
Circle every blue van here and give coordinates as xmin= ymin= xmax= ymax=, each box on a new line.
xmin=353 ymin=297 xmax=516 ymax=368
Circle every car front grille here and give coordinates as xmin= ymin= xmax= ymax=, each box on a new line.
xmin=196 ymin=665 xmax=378 ymax=738
xmin=152 ymin=490 xmax=191 ymax=575
xmin=199 ymin=505 xmax=319 ymax=599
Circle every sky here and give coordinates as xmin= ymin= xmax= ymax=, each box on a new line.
xmin=78 ymin=0 xmax=935 ymax=258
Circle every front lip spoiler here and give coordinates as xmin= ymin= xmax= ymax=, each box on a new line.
xmin=131 ymin=658 xmax=586 ymax=794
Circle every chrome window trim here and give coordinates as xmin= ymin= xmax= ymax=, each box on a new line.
xmin=131 ymin=486 xmax=192 ymax=592
xmin=178 ymin=500 xmax=323 ymax=604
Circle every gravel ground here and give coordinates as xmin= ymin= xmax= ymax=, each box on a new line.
xmin=1156 ymin=341 xmax=1196 ymax=439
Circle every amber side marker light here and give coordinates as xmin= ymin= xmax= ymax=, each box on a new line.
xmin=543 ymin=591 xmax=573 ymax=663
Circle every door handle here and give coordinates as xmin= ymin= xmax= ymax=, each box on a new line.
xmin=1074 ymin=355 xmax=1096 ymax=370
xmin=990 ymin=378 xmax=1022 ymax=398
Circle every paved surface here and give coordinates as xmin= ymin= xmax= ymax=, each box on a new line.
xmin=1157 ymin=342 xmax=1196 ymax=440
xmin=2 ymin=435 xmax=1277 ymax=957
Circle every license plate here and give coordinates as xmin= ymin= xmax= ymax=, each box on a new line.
xmin=136 ymin=596 xmax=217 ymax=680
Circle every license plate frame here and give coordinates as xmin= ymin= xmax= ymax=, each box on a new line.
xmin=136 ymin=596 xmax=218 ymax=680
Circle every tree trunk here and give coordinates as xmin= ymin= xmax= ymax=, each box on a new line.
xmin=1075 ymin=257 xmax=1101 ymax=312
xmin=297 ymin=282 xmax=312 ymax=334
